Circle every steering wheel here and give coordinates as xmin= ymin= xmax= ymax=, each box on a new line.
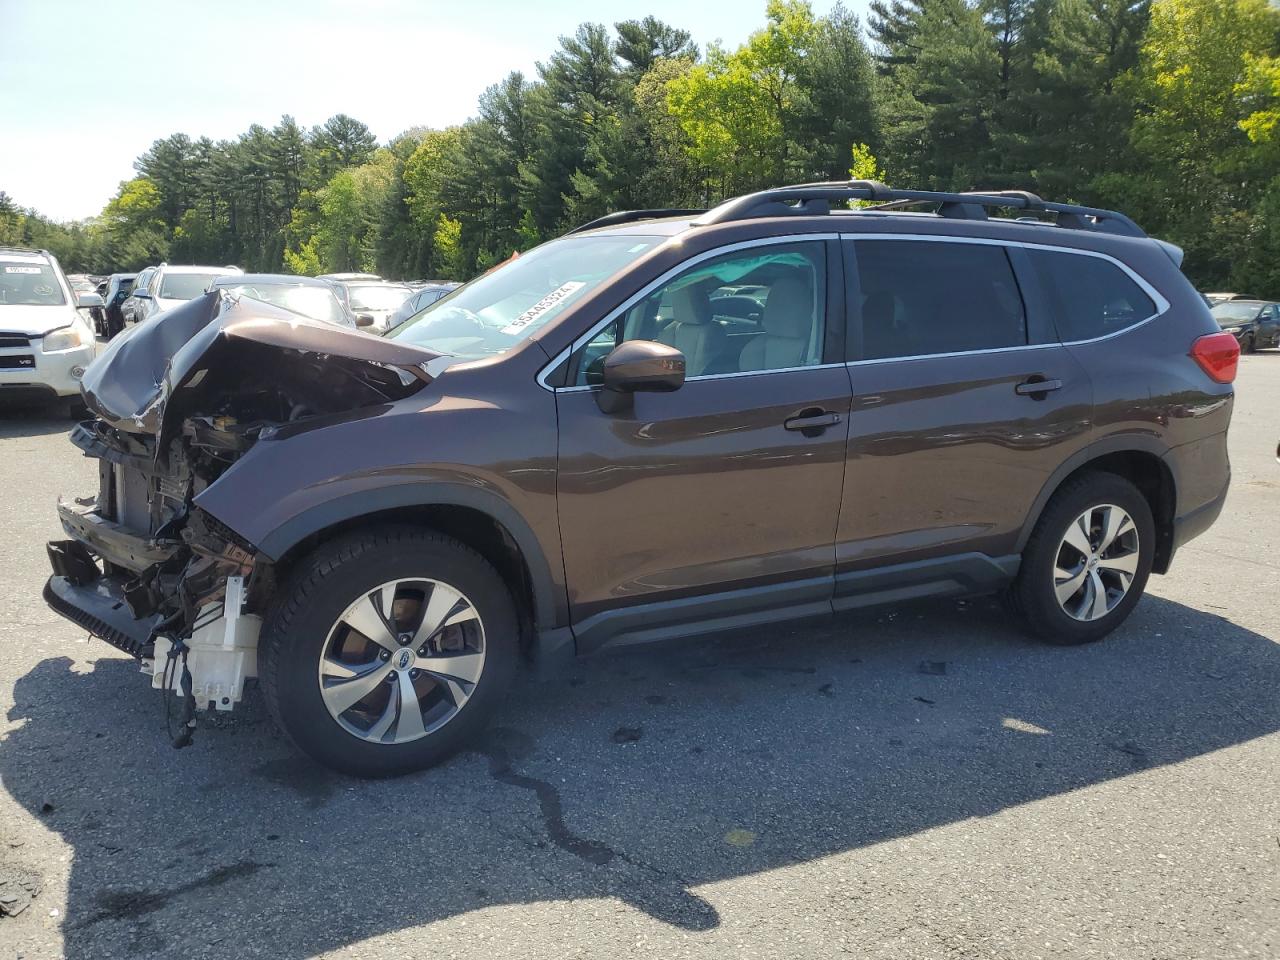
xmin=31 ymin=282 xmax=55 ymax=298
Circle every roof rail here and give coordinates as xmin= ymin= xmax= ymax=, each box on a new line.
xmin=568 ymin=208 xmax=707 ymax=234
xmin=694 ymin=181 xmax=1146 ymax=238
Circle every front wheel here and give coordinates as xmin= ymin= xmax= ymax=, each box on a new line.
xmin=1010 ymin=472 xmax=1154 ymax=645
xmin=1242 ymin=333 xmax=1257 ymax=354
xmin=259 ymin=528 xmax=518 ymax=777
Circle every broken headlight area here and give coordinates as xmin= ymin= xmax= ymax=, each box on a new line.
xmin=43 ymin=291 xmax=440 ymax=734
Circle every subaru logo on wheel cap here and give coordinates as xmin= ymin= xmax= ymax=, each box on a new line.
xmin=395 ymin=649 xmax=415 ymax=671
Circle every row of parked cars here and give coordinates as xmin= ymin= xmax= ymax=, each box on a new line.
xmin=0 ymin=250 xmax=458 ymax=413
xmin=88 ymin=266 xmax=459 ymax=338
xmin=1204 ymin=292 xmax=1280 ymax=353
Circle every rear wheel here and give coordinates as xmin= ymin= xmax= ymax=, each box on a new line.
xmin=1011 ymin=473 xmax=1154 ymax=645
xmin=260 ymin=528 xmax=518 ymax=777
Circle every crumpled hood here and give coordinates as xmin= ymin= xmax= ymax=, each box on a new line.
xmin=0 ymin=303 xmax=85 ymax=336
xmin=81 ymin=290 xmax=442 ymax=436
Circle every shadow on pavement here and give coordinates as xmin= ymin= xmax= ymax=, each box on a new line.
xmin=1 ymin=594 xmax=1276 ymax=957
xmin=0 ymin=404 xmax=75 ymax=439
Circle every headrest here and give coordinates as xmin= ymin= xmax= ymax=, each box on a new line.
xmin=668 ymin=283 xmax=712 ymax=326
xmin=763 ymin=276 xmax=814 ymax=339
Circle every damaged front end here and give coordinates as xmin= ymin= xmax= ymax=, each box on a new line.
xmin=44 ymin=290 xmax=440 ymax=720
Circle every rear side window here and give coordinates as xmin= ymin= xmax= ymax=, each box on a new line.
xmin=854 ymin=240 xmax=1027 ymax=360
xmin=1026 ymin=249 xmax=1156 ymax=342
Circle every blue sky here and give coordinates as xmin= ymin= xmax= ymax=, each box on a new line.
xmin=1 ymin=0 xmax=870 ymax=221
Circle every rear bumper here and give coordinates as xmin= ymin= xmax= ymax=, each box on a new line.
xmin=1162 ymin=430 xmax=1231 ymax=567
xmin=1170 ymin=480 xmax=1228 ymax=555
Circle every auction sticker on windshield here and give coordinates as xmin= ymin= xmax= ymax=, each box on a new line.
xmin=500 ymin=281 xmax=585 ymax=336
xmin=3 ymin=266 xmax=43 ymax=274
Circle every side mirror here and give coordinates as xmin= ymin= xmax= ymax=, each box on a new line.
xmin=355 ymin=313 xmax=375 ymax=328
xmin=132 ymin=289 xmax=151 ymax=299
xmin=596 ymin=340 xmax=685 ymax=413
xmin=76 ymin=292 xmax=104 ymax=309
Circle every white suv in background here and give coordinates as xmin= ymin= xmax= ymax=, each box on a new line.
xmin=122 ymin=263 xmax=242 ymax=325
xmin=0 ymin=247 xmax=101 ymax=412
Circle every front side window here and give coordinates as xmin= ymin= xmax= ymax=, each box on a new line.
xmin=389 ymin=234 xmax=665 ymax=360
xmin=570 ymin=241 xmax=827 ymax=384
xmin=348 ymin=284 xmax=412 ymax=312
xmin=219 ymin=282 xmax=346 ymax=325
xmin=855 ymin=240 xmax=1027 ymax=360
xmin=159 ymin=272 xmax=220 ymax=300
xmin=1027 ymin=249 xmax=1157 ymax=342
xmin=0 ymin=259 xmax=65 ymax=306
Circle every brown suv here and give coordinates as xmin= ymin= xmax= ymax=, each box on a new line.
xmin=44 ymin=181 xmax=1238 ymax=776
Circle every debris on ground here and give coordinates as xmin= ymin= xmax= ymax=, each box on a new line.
xmin=0 ymin=864 xmax=42 ymax=918
xmin=611 ymin=726 xmax=643 ymax=744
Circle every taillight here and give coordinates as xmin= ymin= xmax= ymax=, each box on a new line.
xmin=1190 ymin=331 xmax=1240 ymax=384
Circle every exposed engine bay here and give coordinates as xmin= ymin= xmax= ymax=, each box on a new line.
xmin=43 ymin=291 xmax=439 ymax=738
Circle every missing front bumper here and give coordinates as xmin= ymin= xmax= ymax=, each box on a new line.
xmin=44 ymin=540 xmax=261 ymax=711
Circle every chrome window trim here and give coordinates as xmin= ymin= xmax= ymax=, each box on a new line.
xmin=535 ymin=230 xmax=1171 ymax=389
xmin=536 ymin=234 xmax=838 ymax=391
xmin=552 ymin=362 xmax=846 ymax=394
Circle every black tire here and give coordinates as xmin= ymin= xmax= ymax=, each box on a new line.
xmin=1243 ymin=333 xmax=1256 ymax=354
xmin=1010 ymin=472 xmax=1155 ymax=646
xmin=259 ymin=526 xmax=518 ymax=777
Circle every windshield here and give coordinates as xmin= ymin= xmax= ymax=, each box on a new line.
xmin=219 ymin=282 xmax=346 ymax=325
xmin=1212 ymin=302 xmax=1261 ymax=323
xmin=348 ymin=284 xmax=412 ymax=312
xmin=388 ymin=234 xmax=664 ymax=358
xmin=160 ymin=272 xmax=221 ymax=300
xmin=0 ymin=259 xmax=65 ymax=306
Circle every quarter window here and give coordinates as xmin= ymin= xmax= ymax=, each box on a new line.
xmin=1026 ymin=249 xmax=1156 ymax=342
xmin=571 ymin=241 xmax=827 ymax=384
xmin=854 ymin=240 xmax=1027 ymax=360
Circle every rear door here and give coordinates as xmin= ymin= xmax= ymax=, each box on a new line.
xmin=833 ymin=236 xmax=1093 ymax=606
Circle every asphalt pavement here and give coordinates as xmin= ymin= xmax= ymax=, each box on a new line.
xmin=0 ymin=355 xmax=1277 ymax=959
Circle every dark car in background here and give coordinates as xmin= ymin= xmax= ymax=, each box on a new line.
xmin=386 ymin=282 xmax=460 ymax=328
xmin=1211 ymin=299 xmax=1280 ymax=352
xmin=209 ymin=274 xmax=363 ymax=328
xmin=97 ymin=273 xmax=137 ymax=338
xmin=43 ymin=180 xmax=1236 ymax=778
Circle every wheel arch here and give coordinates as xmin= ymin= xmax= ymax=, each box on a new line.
xmin=255 ymin=484 xmax=563 ymax=633
xmin=1017 ymin=438 xmax=1177 ymax=574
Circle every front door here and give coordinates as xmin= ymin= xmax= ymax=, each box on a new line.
xmin=834 ymin=236 xmax=1093 ymax=605
xmin=554 ymin=238 xmax=852 ymax=649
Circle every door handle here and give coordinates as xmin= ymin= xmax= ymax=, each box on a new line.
xmin=1015 ymin=377 xmax=1063 ymax=398
xmin=784 ymin=409 xmax=842 ymax=436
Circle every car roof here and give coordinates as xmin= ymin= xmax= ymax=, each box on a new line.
xmin=0 ymin=247 xmax=52 ymax=262
xmin=212 ymin=273 xmax=330 ymax=287
xmin=160 ymin=264 xmax=241 ymax=275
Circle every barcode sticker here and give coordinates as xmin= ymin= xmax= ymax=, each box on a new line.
xmin=500 ymin=281 xmax=585 ymax=336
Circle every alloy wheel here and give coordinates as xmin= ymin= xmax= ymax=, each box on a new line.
xmin=317 ymin=578 xmax=486 ymax=744
xmin=1052 ymin=503 xmax=1141 ymax=622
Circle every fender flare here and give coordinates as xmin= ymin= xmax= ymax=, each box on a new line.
xmin=1014 ymin=433 xmax=1177 ymax=554
xmin=253 ymin=482 xmax=562 ymax=630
